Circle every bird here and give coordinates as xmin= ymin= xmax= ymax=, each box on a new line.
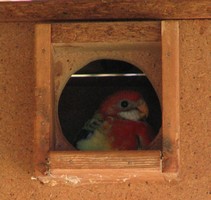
xmin=74 ymin=90 xmax=155 ymax=151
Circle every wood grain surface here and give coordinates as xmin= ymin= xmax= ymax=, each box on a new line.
xmin=161 ymin=21 xmax=180 ymax=174
xmin=52 ymin=22 xmax=161 ymax=43
xmin=34 ymin=24 xmax=53 ymax=176
xmin=0 ymin=0 xmax=210 ymax=22
xmin=49 ymin=150 xmax=161 ymax=170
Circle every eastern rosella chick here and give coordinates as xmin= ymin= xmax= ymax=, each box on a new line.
xmin=75 ymin=90 xmax=154 ymax=150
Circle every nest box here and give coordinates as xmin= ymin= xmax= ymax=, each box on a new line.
xmin=34 ymin=21 xmax=179 ymax=184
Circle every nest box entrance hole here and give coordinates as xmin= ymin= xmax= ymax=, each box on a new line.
xmin=58 ymin=59 xmax=162 ymax=150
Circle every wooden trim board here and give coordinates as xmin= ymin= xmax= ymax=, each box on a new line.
xmin=34 ymin=24 xmax=53 ymax=176
xmin=49 ymin=151 xmax=161 ymax=170
xmin=51 ymin=22 xmax=161 ymax=43
xmin=0 ymin=1 xmax=210 ymax=22
xmin=161 ymin=21 xmax=180 ymax=175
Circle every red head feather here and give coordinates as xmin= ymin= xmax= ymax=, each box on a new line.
xmin=99 ymin=90 xmax=143 ymax=117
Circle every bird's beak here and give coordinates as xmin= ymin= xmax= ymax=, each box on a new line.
xmin=137 ymin=99 xmax=149 ymax=119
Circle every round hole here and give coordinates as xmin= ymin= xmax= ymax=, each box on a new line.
xmin=58 ymin=59 xmax=162 ymax=149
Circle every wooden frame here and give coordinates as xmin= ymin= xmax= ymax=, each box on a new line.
xmin=34 ymin=21 xmax=179 ymax=184
xmin=0 ymin=1 xmax=210 ymax=22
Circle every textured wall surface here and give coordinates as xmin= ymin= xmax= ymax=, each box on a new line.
xmin=0 ymin=21 xmax=210 ymax=200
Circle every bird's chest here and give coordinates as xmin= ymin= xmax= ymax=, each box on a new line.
xmin=107 ymin=119 xmax=140 ymax=150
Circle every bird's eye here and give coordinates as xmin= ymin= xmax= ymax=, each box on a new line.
xmin=120 ymin=100 xmax=129 ymax=108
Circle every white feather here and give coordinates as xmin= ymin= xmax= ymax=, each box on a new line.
xmin=118 ymin=109 xmax=142 ymax=121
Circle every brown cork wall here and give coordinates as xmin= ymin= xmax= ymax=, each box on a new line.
xmin=0 ymin=21 xmax=210 ymax=199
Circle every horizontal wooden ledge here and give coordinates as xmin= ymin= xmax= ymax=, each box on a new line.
xmin=51 ymin=22 xmax=161 ymax=43
xmin=0 ymin=1 xmax=210 ymax=21
xmin=48 ymin=150 xmax=162 ymax=171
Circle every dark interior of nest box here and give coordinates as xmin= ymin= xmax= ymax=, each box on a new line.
xmin=58 ymin=59 xmax=162 ymax=150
